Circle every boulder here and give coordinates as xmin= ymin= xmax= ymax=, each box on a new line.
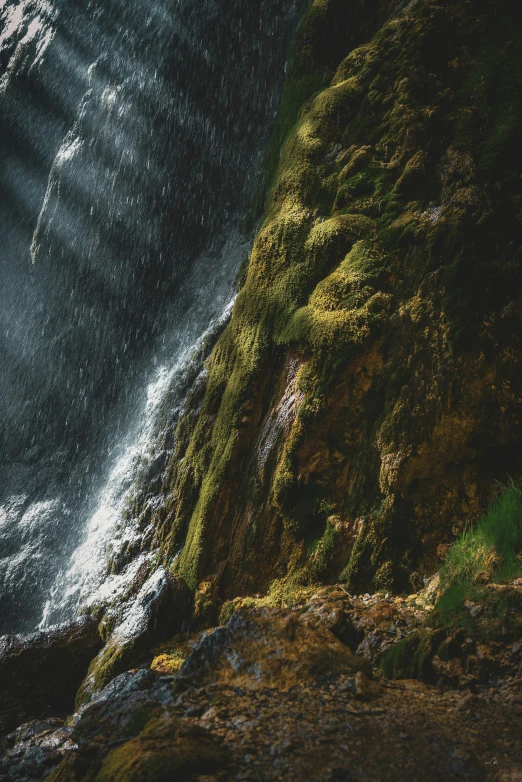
xmin=178 ymin=605 xmax=372 ymax=691
xmin=0 ymin=618 xmax=103 ymax=735
xmin=45 ymin=669 xmax=227 ymax=780
xmin=354 ymin=670 xmax=381 ymax=700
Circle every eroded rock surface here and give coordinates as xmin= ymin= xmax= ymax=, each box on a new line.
xmin=1 ymin=597 xmax=521 ymax=780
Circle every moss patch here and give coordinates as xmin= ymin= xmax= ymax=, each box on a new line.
xmin=95 ymin=713 xmax=228 ymax=782
xmin=380 ymin=628 xmax=444 ymax=681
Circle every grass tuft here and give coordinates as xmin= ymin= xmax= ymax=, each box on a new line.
xmin=440 ymin=483 xmax=522 ymax=590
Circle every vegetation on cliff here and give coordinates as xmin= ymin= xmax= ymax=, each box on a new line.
xmin=440 ymin=482 xmax=522 ymax=591
xmin=141 ymin=0 xmax=522 ymax=609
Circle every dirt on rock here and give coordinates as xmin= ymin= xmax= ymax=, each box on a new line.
xmin=1 ymin=588 xmax=521 ymax=781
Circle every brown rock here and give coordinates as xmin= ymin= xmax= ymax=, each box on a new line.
xmin=178 ymin=606 xmax=372 ymax=691
xmin=354 ymin=671 xmax=381 ymax=701
xmin=432 ymin=655 xmax=464 ymax=685
xmin=394 ymin=679 xmax=431 ymax=693
xmin=437 ymin=543 xmax=452 ymax=561
xmin=455 ymin=692 xmax=476 ymax=712
xmin=201 ymin=707 xmax=220 ymax=722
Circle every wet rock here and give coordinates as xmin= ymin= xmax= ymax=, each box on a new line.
xmin=0 ymin=718 xmax=75 ymax=780
xmin=76 ymin=569 xmax=192 ymax=706
xmin=0 ymin=618 xmax=103 ymax=735
xmin=47 ymin=669 xmax=227 ymax=780
xmin=73 ymin=668 xmax=177 ymax=746
xmin=178 ymin=606 xmax=372 ymax=691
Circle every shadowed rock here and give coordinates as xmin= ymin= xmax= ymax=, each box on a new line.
xmin=0 ymin=618 xmax=103 ymax=735
xmin=44 ymin=668 xmax=228 ymax=781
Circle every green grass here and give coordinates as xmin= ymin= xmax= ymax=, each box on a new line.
xmin=431 ymin=483 xmax=522 ymax=630
xmin=440 ymin=483 xmax=522 ymax=590
xmin=384 ymin=486 xmax=522 ymax=677
xmin=480 ymin=484 xmax=522 ymax=568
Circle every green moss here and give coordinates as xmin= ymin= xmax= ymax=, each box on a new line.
xmin=280 ymin=234 xmax=388 ymax=355
xmin=95 ymin=713 xmax=228 ymax=782
xmin=219 ymin=596 xmax=257 ymax=625
xmin=374 ymin=560 xmax=394 ymax=592
xmin=218 ymin=573 xmax=320 ymax=625
xmin=251 ymin=0 xmax=366 ymax=219
xmin=75 ymin=636 xmax=142 ymax=710
xmin=307 ymin=519 xmax=338 ymax=576
xmin=154 ymin=0 xmax=522 ymax=596
xmin=150 ymin=649 xmax=187 ymax=676
xmin=339 ymin=517 xmax=369 ymax=585
xmin=380 ymin=629 xmax=444 ymax=681
xmin=340 ymin=496 xmax=417 ymax=593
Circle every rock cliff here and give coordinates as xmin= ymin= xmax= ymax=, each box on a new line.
xmin=138 ymin=0 xmax=522 ymax=610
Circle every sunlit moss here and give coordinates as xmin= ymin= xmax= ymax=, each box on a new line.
xmin=150 ymin=649 xmax=187 ymax=676
xmin=159 ymin=0 xmax=522 ymax=594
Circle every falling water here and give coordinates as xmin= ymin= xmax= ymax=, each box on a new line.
xmin=0 ymin=0 xmax=301 ymax=633
xmin=41 ymin=233 xmax=245 ymax=628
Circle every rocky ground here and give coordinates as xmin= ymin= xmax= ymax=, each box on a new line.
xmin=1 ymin=586 xmax=521 ymax=781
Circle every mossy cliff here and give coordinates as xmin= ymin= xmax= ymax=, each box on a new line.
xmin=146 ymin=0 xmax=522 ymax=606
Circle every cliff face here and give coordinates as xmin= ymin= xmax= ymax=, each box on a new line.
xmin=145 ymin=0 xmax=522 ymax=607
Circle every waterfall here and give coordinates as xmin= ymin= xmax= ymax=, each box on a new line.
xmin=41 ymin=232 xmax=245 ymax=628
xmin=0 ymin=0 xmax=300 ymax=633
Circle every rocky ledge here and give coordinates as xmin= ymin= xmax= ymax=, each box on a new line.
xmin=1 ymin=583 xmax=521 ymax=781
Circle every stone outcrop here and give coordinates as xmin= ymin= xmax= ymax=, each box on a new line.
xmin=2 ymin=593 xmax=522 ymax=780
xmin=4 ymin=668 xmax=228 ymax=781
xmin=0 ymin=619 xmax=103 ymax=736
xmin=177 ymin=604 xmax=372 ymax=690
